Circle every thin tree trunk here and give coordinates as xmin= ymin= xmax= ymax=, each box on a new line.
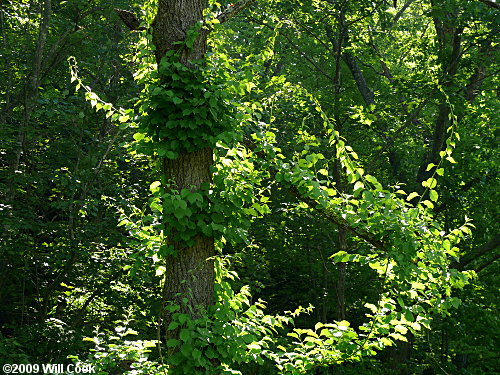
xmin=5 ymin=0 xmax=51 ymax=207
xmin=336 ymin=231 xmax=347 ymax=321
xmin=334 ymin=157 xmax=347 ymax=321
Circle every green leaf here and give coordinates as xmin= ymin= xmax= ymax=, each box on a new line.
xmin=150 ymin=181 xmax=161 ymax=193
xmin=192 ymin=348 xmax=202 ymax=361
xmin=337 ymin=320 xmax=350 ymax=330
xmin=450 ymin=297 xmax=461 ymax=308
xmin=166 ymin=151 xmax=177 ymax=159
xmin=362 ymin=190 xmax=374 ymax=202
xmin=407 ymin=192 xmax=419 ymax=201
xmin=353 ymin=181 xmax=364 ymax=192
xmin=421 ymin=200 xmax=434 ymax=209
xmin=364 ymin=175 xmax=378 ymax=184
xmin=174 ymin=207 xmax=186 ymax=219
xmin=394 ymin=325 xmax=408 ymax=335
xmin=330 ymin=251 xmax=347 ymax=262
xmin=167 ymin=339 xmax=180 ymax=347
xmin=446 ymin=156 xmax=457 ymax=164
xmin=155 ymin=266 xmax=166 ymax=276
xmin=429 ymin=190 xmax=438 ymax=202
xmin=422 ymin=177 xmax=437 ymax=189
xmin=180 ymin=329 xmax=191 ymax=342
xmin=167 ymin=321 xmax=179 ymax=331
xmin=443 ymin=239 xmax=451 ymax=252
xmin=412 ymin=282 xmax=425 ymax=290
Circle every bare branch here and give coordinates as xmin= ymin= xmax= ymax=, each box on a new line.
xmin=435 ymin=172 xmax=498 ymax=215
xmin=280 ymin=29 xmax=335 ymax=81
xmin=248 ymin=15 xmax=335 ymax=81
xmin=292 ymin=17 xmax=333 ymax=54
xmin=342 ymin=52 xmax=375 ymax=105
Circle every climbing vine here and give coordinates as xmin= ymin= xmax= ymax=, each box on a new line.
xmin=137 ymin=50 xmax=235 ymax=158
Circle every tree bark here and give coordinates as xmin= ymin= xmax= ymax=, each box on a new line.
xmin=150 ymin=0 xmax=258 ymax=315
xmin=342 ymin=52 xmax=374 ymax=106
xmin=161 ymin=148 xmax=215 ymax=318
xmin=152 ymin=0 xmax=208 ymax=63
xmin=478 ymin=0 xmax=500 ymax=10
xmin=146 ymin=1 xmax=260 ymax=334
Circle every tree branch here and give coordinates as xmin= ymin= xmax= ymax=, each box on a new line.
xmin=477 ymin=0 xmax=500 ymax=10
xmin=475 ymin=254 xmax=499 ymax=273
xmin=435 ymin=172 xmax=498 ymax=215
xmin=280 ymin=29 xmax=335 ymax=81
xmin=250 ymin=16 xmax=335 ymax=81
xmin=116 ymin=1 xmax=258 ymax=36
xmin=114 ymin=8 xmax=146 ymax=31
xmin=392 ymin=0 xmax=417 ymax=26
xmin=453 ymin=235 xmax=500 ymax=270
xmin=342 ymin=52 xmax=375 ymax=105
xmin=216 ymin=0 xmax=258 ymax=24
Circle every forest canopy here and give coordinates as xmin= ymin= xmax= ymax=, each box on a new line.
xmin=0 ymin=0 xmax=498 ymax=374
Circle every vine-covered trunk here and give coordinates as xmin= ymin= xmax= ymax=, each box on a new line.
xmin=151 ymin=0 xmax=214 ymax=331
xmin=161 ymin=149 xmax=215 ymax=315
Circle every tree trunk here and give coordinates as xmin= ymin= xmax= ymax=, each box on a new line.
xmin=152 ymin=0 xmax=208 ymax=63
xmin=151 ymin=0 xmax=215 ymax=342
xmin=161 ymin=149 xmax=215 ymax=317
xmin=334 ymin=161 xmax=347 ymax=321
xmin=336 ymin=232 xmax=347 ymax=321
xmin=5 ymin=0 xmax=51 ymax=207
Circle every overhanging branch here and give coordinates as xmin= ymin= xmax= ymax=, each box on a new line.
xmin=295 ymin=192 xmax=387 ymax=252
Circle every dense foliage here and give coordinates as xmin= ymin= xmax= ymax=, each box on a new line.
xmin=1 ymin=0 xmax=498 ymax=374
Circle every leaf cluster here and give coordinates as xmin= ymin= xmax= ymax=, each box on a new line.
xmin=137 ymin=52 xmax=235 ymax=159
